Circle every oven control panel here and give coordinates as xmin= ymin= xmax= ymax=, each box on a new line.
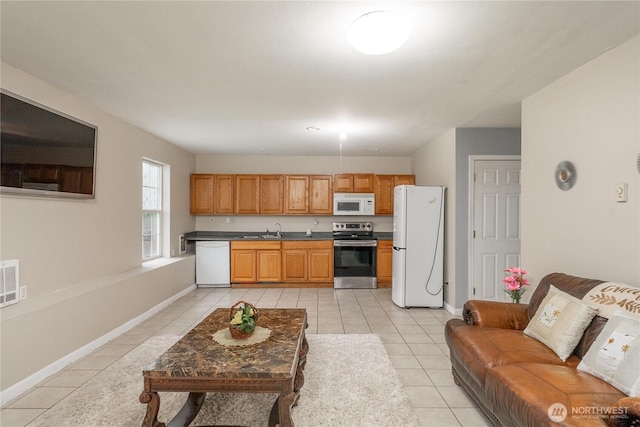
xmin=332 ymin=222 xmax=373 ymax=232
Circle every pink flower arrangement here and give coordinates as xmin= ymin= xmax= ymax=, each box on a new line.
xmin=502 ymin=267 xmax=529 ymax=303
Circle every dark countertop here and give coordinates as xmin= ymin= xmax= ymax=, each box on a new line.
xmin=185 ymin=231 xmax=393 ymax=241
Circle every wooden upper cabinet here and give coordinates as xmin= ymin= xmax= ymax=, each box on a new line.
xmin=285 ymin=175 xmax=309 ymax=214
xmin=191 ymin=172 xmax=412 ymax=216
xmin=374 ymin=175 xmax=394 ymax=215
xmin=374 ymin=174 xmax=416 ymax=215
xmin=24 ymin=164 xmax=61 ymax=183
xmin=353 ymin=173 xmax=374 ymax=192
xmin=260 ymin=175 xmax=284 ymax=214
xmin=60 ymin=166 xmax=93 ymax=195
xmin=333 ymin=174 xmax=353 ymax=193
xmin=215 ymin=174 xmax=234 ymax=214
xmin=309 ymin=175 xmax=333 ymax=214
xmin=333 ymin=173 xmax=374 ymax=193
xmin=190 ymin=174 xmax=215 ymax=214
xmin=235 ymin=175 xmax=260 ymax=214
xmin=395 ymin=175 xmax=415 ymax=187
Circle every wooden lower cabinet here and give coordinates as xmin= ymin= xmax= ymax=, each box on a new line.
xmin=230 ymin=249 xmax=257 ymax=282
xmin=231 ymin=241 xmax=281 ymax=283
xmin=232 ymin=240 xmax=333 ymax=287
xmin=308 ymin=248 xmax=333 ymax=282
xmin=282 ymin=241 xmax=333 ymax=284
xmin=281 ymin=250 xmax=307 ymax=281
xmin=377 ymin=240 xmax=393 ymax=288
xmin=257 ymin=250 xmax=282 ymax=282
xmin=282 ymin=240 xmax=333 ymax=283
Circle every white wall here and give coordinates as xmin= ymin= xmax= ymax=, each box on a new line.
xmin=196 ymin=155 xmax=412 ymax=175
xmin=454 ymin=128 xmax=521 ymax=307
xmin=411 ymin=129 xmax=521 ymax=312
xmin=411 ymin=130 xmax=457 ymax=308
xmin=0 ymin=63 xmax=197 ymax=395
xmin=521 ymin=36 xmax=639 ymax=288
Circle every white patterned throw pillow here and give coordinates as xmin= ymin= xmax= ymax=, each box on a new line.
xmin=524 ymin=285 xmax=599 ymax=361
xmin=578 ymin=312 xmax=640 ymax=397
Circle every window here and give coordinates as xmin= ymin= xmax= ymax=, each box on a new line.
xmin=142 ymin=160 xmax=163 ymax=261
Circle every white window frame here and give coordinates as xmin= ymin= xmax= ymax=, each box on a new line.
xmin=142 ymin=159 xmax=165 ymax=261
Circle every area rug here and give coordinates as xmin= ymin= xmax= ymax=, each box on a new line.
xmin=29 ymin=334 xmax=420 ymax=426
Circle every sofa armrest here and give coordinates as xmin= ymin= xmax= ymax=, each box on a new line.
xmin=462 ymin=300 xmax=529 ymax=330
xmin=605 ymin=397 xmax=640 ymax=427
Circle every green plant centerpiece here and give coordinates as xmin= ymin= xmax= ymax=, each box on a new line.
xmin=229 ymin=301 xmax=259 ymax=339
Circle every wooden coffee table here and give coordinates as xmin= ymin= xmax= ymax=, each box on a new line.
xmin=139 ymin=308 xmax=308 ymax=427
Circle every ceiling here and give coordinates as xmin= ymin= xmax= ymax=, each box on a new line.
xmin=1 ymin=1 xmax=639 ymax=157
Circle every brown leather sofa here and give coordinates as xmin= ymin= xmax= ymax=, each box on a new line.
xmin=444 ymin=272 xmax=640 ymax=427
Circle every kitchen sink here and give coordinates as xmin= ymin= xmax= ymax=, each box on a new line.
xmin=240 ymin=234 xmax=283 ymax=239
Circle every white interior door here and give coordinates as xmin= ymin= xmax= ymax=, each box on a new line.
xmin=470 ymin=158 xmax=521 ymax=301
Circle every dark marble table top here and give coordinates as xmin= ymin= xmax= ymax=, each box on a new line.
xmin=143 ymin=308 xmax=307 ymax=381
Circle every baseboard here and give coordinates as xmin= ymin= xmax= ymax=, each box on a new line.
xmin=444 ymin=301 xmax=462 ymax=316
xmin=0 ymin=284 xmax=196 ymax=406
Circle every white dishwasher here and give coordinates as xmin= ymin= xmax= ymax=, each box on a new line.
xmin=196 ymin=241 xmax=231 ymax=287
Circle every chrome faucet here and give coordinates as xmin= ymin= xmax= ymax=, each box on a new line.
xmin=274 ymin=223 xmax=281 ymax=238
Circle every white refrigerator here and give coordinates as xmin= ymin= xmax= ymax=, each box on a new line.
xmin=392 ymin=185 xmax=445 ymax=308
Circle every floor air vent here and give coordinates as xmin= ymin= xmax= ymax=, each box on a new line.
xmin=0 ymin=260 xmax=20 ymax=307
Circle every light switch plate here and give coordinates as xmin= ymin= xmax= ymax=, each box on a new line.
xmin=615 ymin=183 xmax=628 ymax=202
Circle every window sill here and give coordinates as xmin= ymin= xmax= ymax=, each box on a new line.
xmin=142 ymin=255 xmax=193 ymax=270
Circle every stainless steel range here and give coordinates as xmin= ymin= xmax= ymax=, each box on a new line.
xmin=333 ymin=221 xmax=377 ymax=289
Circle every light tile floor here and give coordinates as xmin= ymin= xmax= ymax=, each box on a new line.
xmin=1 ymin=287 xmax=491 ymax=427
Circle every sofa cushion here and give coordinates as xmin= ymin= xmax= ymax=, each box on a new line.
xmin=445 ymin=319 xmax=579 ymax=388
xmin=578 ymin=312 xmax=640 ymax=397
xmin=524 ymin=285 xmax=599 ymax=361
xmin=581 ymin=282 xmax=640 ymax=320
xmin=528 ymin=273 xmax=604 ymax=320
xmin=485 ymin=364 xmax=626 ymax=427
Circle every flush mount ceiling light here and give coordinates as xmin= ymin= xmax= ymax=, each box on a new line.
xmin=348 ymin=10 xmax=411 ymax=55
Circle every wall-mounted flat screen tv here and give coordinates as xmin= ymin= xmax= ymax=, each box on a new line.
xmin=1 ymin=90 xmax=98 ymax=199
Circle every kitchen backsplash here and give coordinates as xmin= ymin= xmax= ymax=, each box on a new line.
xmin=194 ymin=215 xmax=393 ymax=233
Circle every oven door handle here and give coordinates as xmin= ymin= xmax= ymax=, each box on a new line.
xmin=333 ymin=240 xmax=377 ymax=247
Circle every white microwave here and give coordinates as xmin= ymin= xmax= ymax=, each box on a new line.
xmin=333 ymin=193 xmax=375 ymax=216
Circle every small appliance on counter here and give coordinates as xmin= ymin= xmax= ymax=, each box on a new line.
xmin=332 ymin=221 xmax=377 ymax=289
xmin=392 ymin=185 xmax=445 ymax=308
